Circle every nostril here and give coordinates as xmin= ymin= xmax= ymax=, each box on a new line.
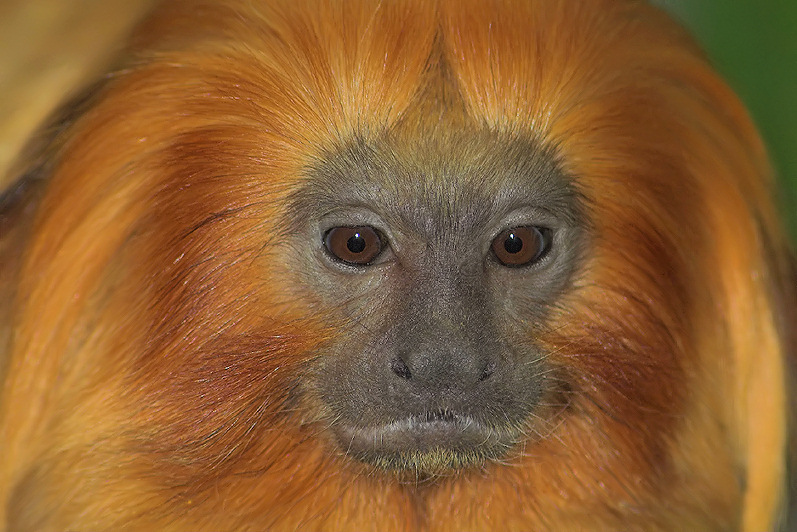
xmin=479 ymin=361 xmax=496 ymax=382
xmin=390 ymin=356 xmax=412 ymax=380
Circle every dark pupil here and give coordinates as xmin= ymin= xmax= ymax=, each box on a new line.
xmin=504 ymin=233 xmax=523 ymax=254
xmin=347 ymin=233 xmax=367 ymax=253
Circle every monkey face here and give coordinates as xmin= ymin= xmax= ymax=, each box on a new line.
xmin=287 ymin=133 xmax=583 ymax=474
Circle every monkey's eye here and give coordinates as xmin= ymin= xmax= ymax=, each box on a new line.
xmin=324 ymin=226 xmax=383 ymax=265
xmin=491 ymin=226 xmax=551 ymax=267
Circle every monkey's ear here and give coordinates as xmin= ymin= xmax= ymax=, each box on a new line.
xmin=732 ymin=254 xmax=794 ymax=531
xmin=740 ymin=355 xmax=787 ymax=531
xmin=0 ymin=80 xmax=107 ymax=371
xmin=780 ymin=262 xmax=797 ymax=531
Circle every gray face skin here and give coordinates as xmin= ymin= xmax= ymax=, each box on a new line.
xmin=286 ymin=130 xmax=583 ymax=475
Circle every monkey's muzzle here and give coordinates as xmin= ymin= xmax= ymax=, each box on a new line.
xmin=335 ymin=409 xmax=515 ymax=474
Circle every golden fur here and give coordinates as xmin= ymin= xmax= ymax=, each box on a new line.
xmin=0 ymin=1 xmax=793 ymax=530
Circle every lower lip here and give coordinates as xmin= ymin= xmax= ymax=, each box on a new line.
xmin=333 ymin=412 xmax=508 ymax=471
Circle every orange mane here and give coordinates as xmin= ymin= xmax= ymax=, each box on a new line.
xmin=0 ymin=1 xmax=792 ymax=530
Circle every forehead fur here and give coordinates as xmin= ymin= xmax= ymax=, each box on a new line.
xmin=129 ymin=0 xmax=704 ymax=147
xmin=124 ymin=1 xmax=766 ymax=225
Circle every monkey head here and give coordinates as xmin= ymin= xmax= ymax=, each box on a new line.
xmin=0 ymin=1 xmax=792 ymax=530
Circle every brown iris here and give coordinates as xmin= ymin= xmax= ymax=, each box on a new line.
xmin=491 ymin=226 xmax=551 ymax=267
xmin=324 ymin=226 xmax=383 ymax=265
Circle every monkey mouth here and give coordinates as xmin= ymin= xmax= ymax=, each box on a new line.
xmin=335 ymin=410 xmax=515 ymax=474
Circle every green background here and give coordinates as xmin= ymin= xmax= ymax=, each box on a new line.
xmin=659 ymin=1 xmax=797 ymax=239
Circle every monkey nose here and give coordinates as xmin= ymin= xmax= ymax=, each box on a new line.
xmin=390 ymin=356 xmax=413 ymax=380
xmin=389 ymin=342 xmax=496 ymax=397
xmin=390 ymin=353 xmax=495 ymax=383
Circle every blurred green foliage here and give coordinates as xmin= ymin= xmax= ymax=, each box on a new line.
xmin=660 ymin=1 xmax=797 ymax=240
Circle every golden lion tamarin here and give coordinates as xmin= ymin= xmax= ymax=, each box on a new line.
xmin=0 ymin=0 xmax=794 ymax=530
